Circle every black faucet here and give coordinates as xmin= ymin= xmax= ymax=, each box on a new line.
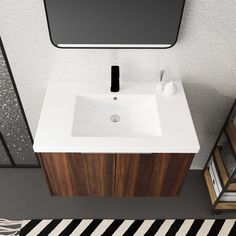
xmin=111 ymin=65 xmax=120 ymax=92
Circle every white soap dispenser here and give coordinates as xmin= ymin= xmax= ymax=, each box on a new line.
xmin=164 ymin=80 xmax=177 ymax=95
xmin=156 ymin=70 xmax=165 ymax=91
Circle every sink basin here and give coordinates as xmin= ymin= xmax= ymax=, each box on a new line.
xmin=72 ymin=94 xmax=162 ymax=137
xmin=34 ymin=81 xmax=200 ymax=153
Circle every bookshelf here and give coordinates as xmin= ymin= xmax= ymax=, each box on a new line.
xmin=203 ymin=99 xmax=236 ymax=213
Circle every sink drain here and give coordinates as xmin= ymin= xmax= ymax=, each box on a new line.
xmin=110 ymin=114 xmax=120 ymax=123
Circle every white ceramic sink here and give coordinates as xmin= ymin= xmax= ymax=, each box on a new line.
xmin=72 ymin=94 xmax=161 ymax=137
xmin=33 ymin=81 xmax=200 ymax=153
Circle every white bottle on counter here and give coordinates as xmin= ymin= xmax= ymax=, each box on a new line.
xmin=164 ymin=81 xmax=177 ymax=95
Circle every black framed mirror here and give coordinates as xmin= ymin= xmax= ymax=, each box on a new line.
xmin=44 ymin=0 xmax=185 ymax=48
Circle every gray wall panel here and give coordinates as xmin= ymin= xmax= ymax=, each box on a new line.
xmin=0 ymin=138 xmax=10 ymax=165
xmin=0 ymin=40 xmax=38 ymax=166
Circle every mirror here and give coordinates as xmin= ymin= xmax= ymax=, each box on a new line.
xmin=44 ymin=0 xmax=185 ymax=48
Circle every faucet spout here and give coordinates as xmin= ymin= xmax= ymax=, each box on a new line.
xmin=111 ymin=65 xmax=120 ymax=92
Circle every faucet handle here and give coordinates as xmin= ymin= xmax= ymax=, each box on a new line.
xmin=111 ymin=65 xmax=119 ymax=78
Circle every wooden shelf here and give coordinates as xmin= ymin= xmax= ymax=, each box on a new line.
xmin=214 ymin=146 xmax=229 ymax=185
xmin=216 ymin=202 xmax=236 ymax=210
xmin=204 ymin=169 xmax=217 ymax=204
xmin=228 ymin=183 xmax=236 ymax=191
xmin=225 ymin=119 xmax=236 ymax=155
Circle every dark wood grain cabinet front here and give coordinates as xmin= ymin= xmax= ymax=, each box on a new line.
xmin=39 ymin=153 xmax=194 ymax=197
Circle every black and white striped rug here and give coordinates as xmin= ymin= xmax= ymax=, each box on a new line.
xmin=18 ymin=219 xmax=236 ymax=236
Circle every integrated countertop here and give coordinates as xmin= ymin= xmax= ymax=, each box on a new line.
xmin=33 ymin=81 xmax=200 ymax=153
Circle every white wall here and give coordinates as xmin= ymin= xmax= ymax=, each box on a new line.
xmin=0 ymin=0 xmax=235 ymax=169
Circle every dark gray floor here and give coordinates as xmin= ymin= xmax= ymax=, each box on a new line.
xmin=1 ymin=169 xmax=236 ymax=220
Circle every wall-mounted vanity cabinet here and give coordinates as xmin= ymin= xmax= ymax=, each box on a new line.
xmin=39 ymin=152 xmax=194 ymax=196
xmin=34 ymin=81 xmax=199 ymax=197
